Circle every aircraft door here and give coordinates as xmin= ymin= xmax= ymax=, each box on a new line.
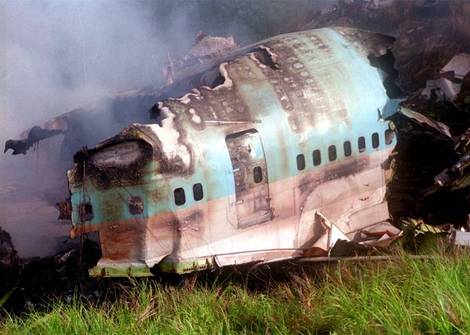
xmin=225 ymin=129 xmax=272 ymax=228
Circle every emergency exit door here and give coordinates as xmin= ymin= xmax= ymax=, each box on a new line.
xmin=225 ymin=129 xmax=272 ymax=228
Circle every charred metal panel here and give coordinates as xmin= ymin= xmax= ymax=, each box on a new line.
xmin=254 ymin=32 xmax=349 ymax=133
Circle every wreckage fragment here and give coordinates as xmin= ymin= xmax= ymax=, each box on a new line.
xmin=4 ymin=126 xmax=63 ymax=155
xmin=423 ymin=54 xmax=470 ymax=102
xmin=185 ymin=32 xmax=239 ymax=63
xmin=397 ymin=106 xmax=451 ymax=138
xmin=434 ymin=154 xmax=470 ymax=188
xmin=388 ymin=52 xmax=470 ymax=230
xmin=65 ymin=27 xmax=403 ymax=277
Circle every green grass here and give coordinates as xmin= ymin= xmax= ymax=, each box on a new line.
xmin=3 ymin=253 xmax=470 ymax=334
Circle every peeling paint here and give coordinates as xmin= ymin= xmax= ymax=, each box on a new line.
xmin=146 ymin=113 xmax=191 ymax=168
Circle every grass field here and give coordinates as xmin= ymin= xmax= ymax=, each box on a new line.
xmin=2 ymin=252 xmax=470 ymax=334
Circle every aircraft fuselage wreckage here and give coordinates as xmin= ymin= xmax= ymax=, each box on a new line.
xmin=15 ymin=28 xmax=406 ymax=276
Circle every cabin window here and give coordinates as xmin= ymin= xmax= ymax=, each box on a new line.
xmin=253 ymin=166 xmax=263 ymax=183
xmin=328 ymin=145 xmax=337 ymax=161
xmin=343 ymin=141 xmax=352 ymax=157
xmin=313 ymin=150 xmax=321 ymax=166
xmin=296 ymin=154 xmax=305 ymax=171
xmin=193 ymin=183 xmax=204 ymax=201
xmin=174 ymin=188 xmax=186 ymax=206
xmin=358 ymin=136 xmax=366 ymax=153
xmin=385 ymin=129 xmax=394 ymax=145
xmin=372 ymin=132 xmax=380 ymax=149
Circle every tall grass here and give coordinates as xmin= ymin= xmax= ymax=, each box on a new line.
xmin=3 ymin=253 xmax=470 ymax=334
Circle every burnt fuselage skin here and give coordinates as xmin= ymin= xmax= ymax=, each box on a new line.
xmin=68 ymin=27 xmax=398 ymax=276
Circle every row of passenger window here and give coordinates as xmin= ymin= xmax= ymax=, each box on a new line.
xmin=296 ymin=129 xmax=394 ymax=171
xmin=174 ymin=183 xmax=204 ymax=206
xmin=173 ymin=129 xmax=394 ymax=205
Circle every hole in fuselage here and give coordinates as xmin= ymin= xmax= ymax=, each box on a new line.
xmin=252 ymin=48 xmax=279 ymax=70
xmin=79 ymin=203 xmax=94 ymax=222
xmin=368 ymin=50 xmax=403 ymax=99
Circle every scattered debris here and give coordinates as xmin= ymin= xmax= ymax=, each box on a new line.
xmin=388 ymin=53 xmax=470 ymax=232
xmin=0 ymin=234 xmax=103 ymax=312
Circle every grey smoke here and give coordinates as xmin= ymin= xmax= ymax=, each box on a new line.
xmin=2 ymin=1 xmax=189 ymax=139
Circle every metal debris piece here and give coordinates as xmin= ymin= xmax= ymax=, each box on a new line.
xmin=4 ymin=126 xmax=63 ymax=155
xmin=329 ymin=239 xmax=370 ymax=257
xmin=422 ymin=53 xmax=470 ymax=102
xmin=434 ymin=126 xmax=470 ymax=190
xmin=185 ymin=32 xmax=239 ymax=62
xmin=434 ymin=154 xmax=470 ymax=187
xmin=398 ymin=106 xmax=452 ymax=138
xmin=401 ymin=218 xmax=447 ymax=237
xmin=451 ymin=229 xmax=470 ymax=246
xmin=441 ymin=53 xmax=470 ymax=80
xmin=328 ymin=223 xmax=402 ymax=257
